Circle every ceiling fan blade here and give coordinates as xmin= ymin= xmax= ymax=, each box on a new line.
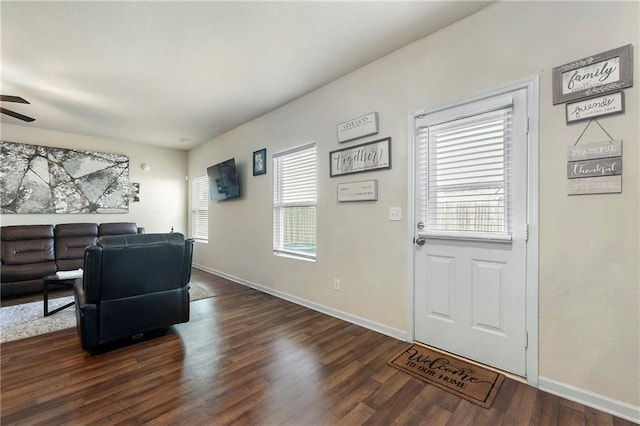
xmin=1 ymin=107 xmax=36 ymax=122
xmin=1 ymin=95 xmax=30 ymax=104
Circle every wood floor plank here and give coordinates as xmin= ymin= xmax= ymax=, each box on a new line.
xmin=363 ymin=370 xmax=412 ymax=409
xmin=422 ymin=404 xmax=453 ymax=425
xmin=586 ymin=406 xmax=615 ymax=426
xmin=1 ymin=268 xmax=636 ymax=426
xmin=502 ymin=380 xmax=539 ymax=425
xmin=389 ymin=382 xmax=443 ymax=425
xmin=337 ymin=402 xmax=376 ymax=425
xmin=362 ymin=378 xmax=426 ymax=426
xmin=446 ymin=399 xmax=483 ymax=426
xmin=323 ymin=377 xmax=381 ymax=425
xmin=530 ymin=390 xmax=562 ymax=426
xmin=560 ymin=405 xmax=588 ymax=426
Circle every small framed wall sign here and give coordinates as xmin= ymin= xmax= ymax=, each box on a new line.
xmin=337 ymin=112 xmax=379 ymax=143
xmin=337 ymin=179 xmax=378 ymax=202
xmin=330 ymin=137 xmax=391 ymax=177
xmin=552 ymin=44 xmax=633 ymax=104
xmin=566 ymin=92 xmax=624 ymax=124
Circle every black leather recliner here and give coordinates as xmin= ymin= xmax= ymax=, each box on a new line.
xmin=73 ymin=232 xmax=193 ymax=351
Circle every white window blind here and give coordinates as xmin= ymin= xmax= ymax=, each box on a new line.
xmin=191 ymin=175 xmax=209 ymax=242
xmin=417 ymin=105 xmax=514 ymax=241
xmin=273 ymin=143 xmax=317 ymax=260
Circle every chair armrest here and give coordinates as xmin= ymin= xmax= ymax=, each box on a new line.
xmin=73 ymin=278 xmax=99 ymax=350
xmin=82 ymin=246 xmax=103 ymax=303
xmin=74 ymin=278 xmax=87 ymax=305
xmin=182 ymin=239 xmax=194 ymax=286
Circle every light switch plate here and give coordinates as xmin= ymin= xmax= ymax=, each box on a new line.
xmin=389 ymin=207 xmax=402 ymax=221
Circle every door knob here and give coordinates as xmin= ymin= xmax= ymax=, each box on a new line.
xmin=415 ymin=236 xmax=426 ymax=246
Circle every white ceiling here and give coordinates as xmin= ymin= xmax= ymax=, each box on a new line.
xmin=1 ymin=1 xmax=490 ymax=150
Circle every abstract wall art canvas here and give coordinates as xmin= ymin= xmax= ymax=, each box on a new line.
xmin=1 ymin=141 xmax=129 ymax=214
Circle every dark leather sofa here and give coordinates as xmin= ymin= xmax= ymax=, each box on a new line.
xmin=74 ymin=232 xmax=193 ymax=351
xmin=1 ymin=222 xmax=144 ymax=297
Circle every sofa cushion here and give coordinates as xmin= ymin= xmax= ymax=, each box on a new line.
xmin=98 ymin=222 xmax=139 ymax=236
xmin=1 ymin=225 xmax=55 ymax=265
xmin=55 ymin=223 xmax=98 ymax=271
xmin=55 ymin=223 xmax=99 ymax=239
xmin=2 ymin=278 xmax=49 ymax=297
xmin=1 ymin=224 xmax=54 ymax=241
xmin=1 ymin=262 xmax=57 ymax=282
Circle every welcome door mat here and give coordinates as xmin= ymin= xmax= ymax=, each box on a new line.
xmin=388 ymin=344 xmax=505 ymax=408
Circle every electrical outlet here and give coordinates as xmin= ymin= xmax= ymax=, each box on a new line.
xmin=333 ymin=279 xmax=340 ymax=291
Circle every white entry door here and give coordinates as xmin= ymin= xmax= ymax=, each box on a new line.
xmin=413 ymin=88 xmax=529 ymax=376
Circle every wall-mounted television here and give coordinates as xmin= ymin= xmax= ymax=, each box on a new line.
xmin=207 ymin=158 xmax=240 ymax=201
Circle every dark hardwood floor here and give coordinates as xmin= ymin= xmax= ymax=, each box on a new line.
xmin=0 ymin=269 xmax=635 ymax=425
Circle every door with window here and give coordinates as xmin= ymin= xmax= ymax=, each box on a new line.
xmin=413 ymin=88 xmax=529 ymax=376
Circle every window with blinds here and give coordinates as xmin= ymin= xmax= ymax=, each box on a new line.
xmin=273 ymin=143 xmax=317 ymax=260
xmin=191 ymin=175 xmax=209 ymax=242
xmin=417 ymin=104 xmax=514 ymax=241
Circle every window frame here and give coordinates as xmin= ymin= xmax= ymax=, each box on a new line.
xmin=416 ymin=95 xmax=515 ymax=243
xmin=191 ymin=174 xmax=209 ymax=243
xmin=273 ymin=143 xmax=317 ymax=261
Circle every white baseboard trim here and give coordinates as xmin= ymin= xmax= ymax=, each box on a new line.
xmin=538 ymin=376 xmax=640 ymax=424
xmin=193 ymin=264 xmax=408 ymax=342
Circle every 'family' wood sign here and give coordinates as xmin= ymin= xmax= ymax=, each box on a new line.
xmin=553 ymin=44 xmax=633 ymax=105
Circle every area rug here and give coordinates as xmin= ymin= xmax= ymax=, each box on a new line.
xmin=388 ymin=344 xmax=505 ymax=409
xmin=0 ymin=284 xmax=216 ymax=344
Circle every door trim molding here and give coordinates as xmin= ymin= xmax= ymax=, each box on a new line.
xmin=406 ymin=75 xmax=540 ymax=386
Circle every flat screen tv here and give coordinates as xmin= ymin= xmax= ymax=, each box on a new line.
xmin=207 ymin=158 xmax=240 ymax=201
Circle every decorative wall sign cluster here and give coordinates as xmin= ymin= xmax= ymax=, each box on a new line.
xmin=554 ymin=44 xmax=633 ymax=196
xmin=333 ymin=111 xmax=390 ymax=202
xmin=0 ymin=141 xmax=129 ymax=213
